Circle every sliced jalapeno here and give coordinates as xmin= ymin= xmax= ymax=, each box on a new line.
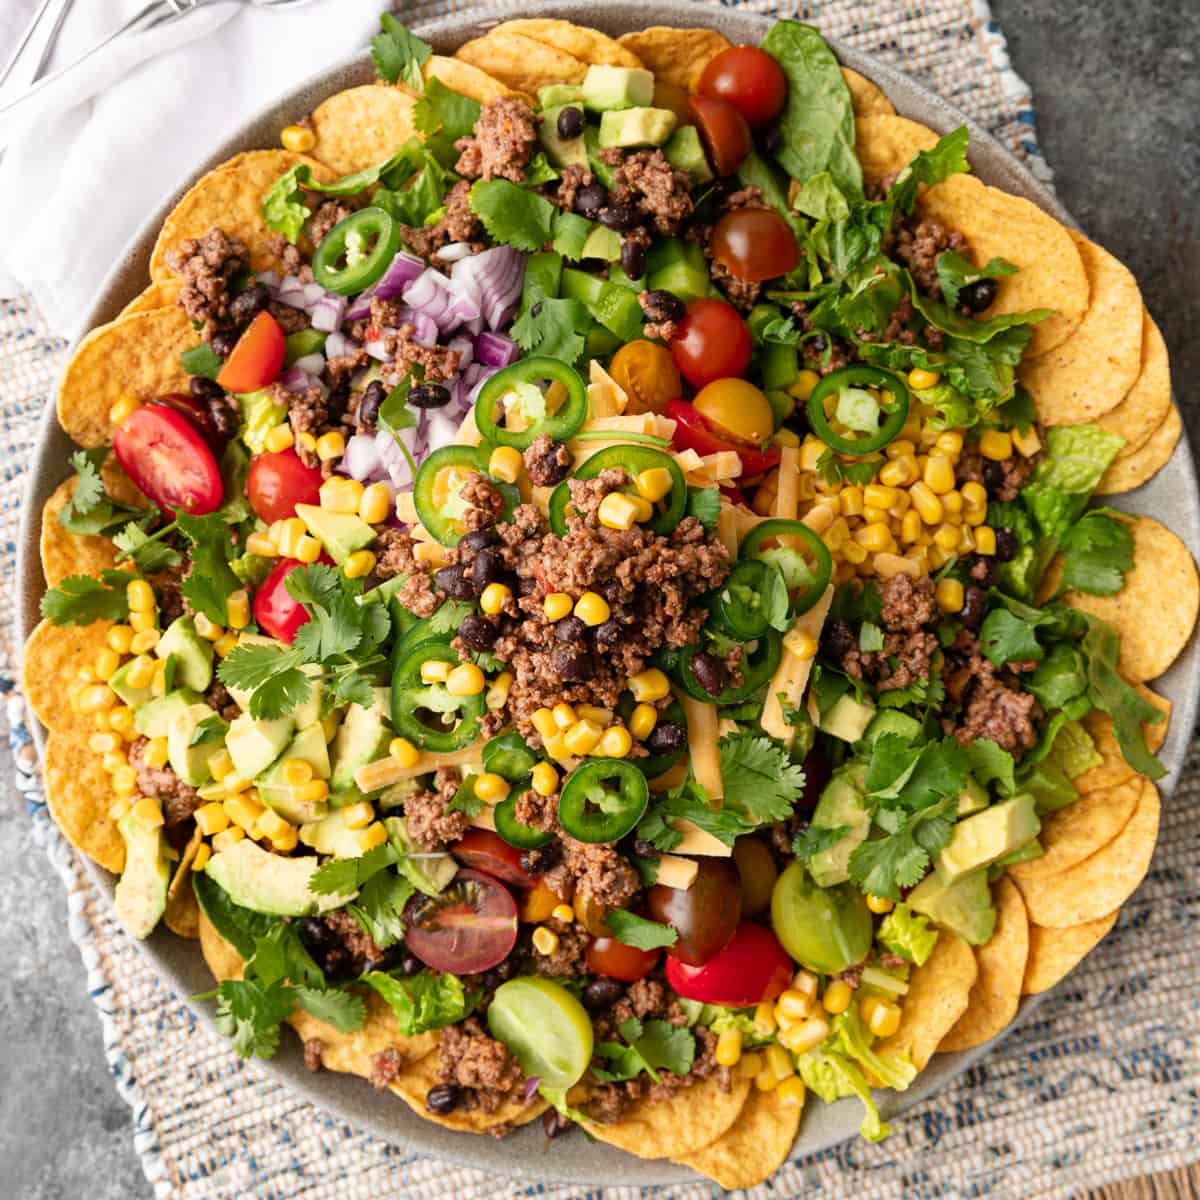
xmin=494 ymin=789 xmax=555 ymax=850
xmin=474 ymin=357 xmax=587 ymax=451
xmin=677 ymin=629 xmax=783 ymax=705
xmin=413 ymin=444 xmax=520 ymax=547
xmin=548 ymin=445 xmax=687 ymax=537
xmin=557 ymin=759 xmax=649 ymax=844
xmin=390 ymin=636 xmax=485 ymax=752
xmin=616 ymin=694 xmax=689 ymax=779
xmin=312 ymin=207 xmax=402 ymax=296
xmin=708 ymin=559 xmax=781 ymax=639
xmin=806 ymin=365 xmax=910 ymax=456
xmin=740 ymin=519 xmax=833 ymax=617
xmin=482 ymin=732 xmax=538 ymax=783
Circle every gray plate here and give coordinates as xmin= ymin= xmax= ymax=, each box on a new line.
xmin=15 ymin=0 xmax=1199 ymax=1186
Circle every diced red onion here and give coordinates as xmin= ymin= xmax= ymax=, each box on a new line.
xmin=365 ymin=338 xmax=389 ymax=362
xmin=278 ymin=274 xmax=308 ymax=308
xmin=451 ymin=246 xmax=525 ymax=330
xmin=292 ymin=352 xmax=325 ymax=377
xmin=447 ymin=335 xmax=474 ymax=372
xmin=279 ymin=365 xmax=318 ymax=394
xmin=310 ymin=293 xmax=347 ymax=332
xmin=436 ymin=241 xmax=473 ymax=263
xmin=341 ymin=433 xmax=383 ymax=482
xmin=475 ymin=331 xmax=519 ymax=368
xmin=467 ymin=366 xmax=499 ymax=403
xmin=424 ymin=408 xmax=464 ymax=452
xmin=257 ymin=270 xmax=281 ymax=292
xmin=523 ymin=1076 xmax=541 ymax=1102
xmin=344 ymin=251 xmax=427 ymax=319
xmin=325 ymin=330 xmax=356 ymax=359
xmin=375 ymin=430 xmax=414 ymax=490
xmin=409 ymin=312 xmax=440 ymax=347
xmin=403 ymin=269 xmax=463 ymax=334
xmin=302 ymin=281 xmax=328 ymax=307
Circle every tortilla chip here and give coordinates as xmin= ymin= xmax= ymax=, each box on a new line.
xmin=455 ymin=31 xmax=587 ymax=94
xmin=1022 ymin=910 xmax=1120 ymax=994
xmin=164 ymin=876 xmax=200 ymax=939
xmin=40 ymin=478 xmax=119 ymax=586
xmin=22 ymin=618 xmax=115 ymax=738
xmin=1009 ymin=778 xmax=1140 ymax=887
xmin=1020 ymin=234 xmax=1144 ymax=423
xmin=492 ymin=20 xmax=643 ymax=68
xmin=674 ymin=1085 xmax=801 ymax=1188
xmin=1063 ymin=516 xmax=1199 ymax=681
xmin=42 ymin=732 xmax=125 ymax=874
xmin=149 ymin=150 xmax=332 ymax=282
xmin=1075 ymin=685 xmax=1170 ymax=793
xmin=875 ymin=932 xmax=977 ymax=1071
xmin=1095 ymin=404 xmax=1181 ymax=496
xmin=616 ymin=27 xmax=732 ymax=91
xmin=118 ymin=282 xmax=180 ymax=319
xmin=422 ymin=56 xmax=526 ymax=106
xmin=1095 ymin=312 xmax=1172 ymax=456
xmin=198 ymin=908 xmax=247 ymax=982
xmin=102 ymin=455 xmax=148 ymax=507
xmin=1013 ymin=780 xmax=1160 ymax=928
xmin=940 ymin=878 xmax=1029 ymax=1052
xmin=854 ymin=114 xmax=940 ymax=185
xmin=843 ymin=67 xmax=894 ymax=117
xmin=309 ymin=85 xmax=416 ymax=177
xmin=290 ymin=992 xmax=437 ymax=1078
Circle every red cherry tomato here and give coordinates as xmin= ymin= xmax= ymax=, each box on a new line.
xmin=246 ymin=449 xmax=324 ymax=524
xmin=669 ymin=298 xmax=752 ymax=390
xmin=403 ymin=868 xmax=519 ymax=975
xmin=585 ymin=936 xmax=660 ymax=983
xmin=112 ymin=404 xmax=223 ymax=517
xmin=698 ymin=46 xmax=788 ymax=129
xmin=216 ymin=311 xmax=285 ymax=393
xmin=667 ymin=400 xmax=781 ymax=477
xmin=253 ymin=558 xmax=311 ymax=643
xmin=452 ymin=829 xmax=534 ymax=891
xmin=711 ymin=208 xmax=801 ymax=283
xmin=664 ymin=921 xmax=794 ymax=1007
xmin=687 ymin=95 xmax=752 ymax=177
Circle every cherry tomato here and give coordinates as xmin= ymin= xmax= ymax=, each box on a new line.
xmin=153 ymin=392 xmax=230 ymax=453
xmin=668 ymin=400 xmax=781 ymax=477
xmin=246 ymin=449 xmax=324 ymax=524
xmin=112 ymin=404 xmax=223 ymax=516
xmin=665 ymin=921 xmax=794 ymax=1007
xmin=697 ymin=46 xmax=788 ymax=129
xmin=711 ymin=208 xmax=801 ymax=283
xmin=732 ymin=837 xmax=778 ymax=918
xmin=608 ymin=340 xmax=681 ymax=415
xmin=403 ymin=868 xmax=519 ymax=975
xmin=669 ymin=299 xmax=751 ymax=390
xmin=253 ymin=558 xmax=311 ymax=643
xmin=646 ymin=857 xmax=742 ymax=966
xmin=692 ymin=378 xmax=775 ymax=444
xmin=452 ymin=829 xmax=534 ymax=891
xmin=585 ymin=935 xmax=660 ymax=983
xmin=687 ymin=95 xmax=752 ymax=177
xmin=216 ymin=310 xmax=285 ymax=393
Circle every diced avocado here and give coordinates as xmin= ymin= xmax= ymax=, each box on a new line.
xmin=225 ymin=712 xmax=294 ymax=782
xmin=808 ymin=762 xmax=870 ymax=887
xmin=907 ymin=868 xmax=996 ymax=946
xmin=204 ymin=836 xmax=341 ymax=917
xmin=109 ymin=658 xmax=154 ymax=709
xmin=645 ymin=237 xmax=711 ymax=302
xmin=581 ymin=64 xmax=654 ymax=113
xmin=598 ymin=106 xmax=677 ymax=149
xmin=330 ymin=688 xmax=392 ymax=792
xmin=155 ymin=615 xmax=214 ymax=693
xmin=539 ymin=83 xmax=585 ymax=108
xmin=294 ymin=504 xmax=375 ymax=566
xmin=862 ymin=709 xmax=922 ymax=746
xmin=299 ymin=807 xmax=366 ymax=859
xmin=663 ymin=124 xmax=713 ymax=185
xmin=167 ymin=702 xmax=227 ymax=787
xmin=256 ymin=723 xmax=332 ymax=824
xmin=133 ymin=689 xmax=201 ymax=738
xmin=539 ymin=105 xmax=588 ymax=170
xmin=293 ymin=663 xmax=325 ymax=730
xmin=377 ymin=777 xmax=422 ymax=810
xmin=957 ymin=776 xmax=990 ymax=817
xmin=820 ymin=693 xmax=877 ymax=744
xmin=581 ymin=224 xmax=623 ymax=263
xmin=992 ymin=839 xmax=1044 ymax=869
xmin=936 ymin=793 xmax=1041 ymax=883
xmin=385 ymin=816 xmax=458 ymax=896
xmin=112 ymin=810 xmax=171 ymax=939
xmin=583 ymin=127 xmax=617 ymax=188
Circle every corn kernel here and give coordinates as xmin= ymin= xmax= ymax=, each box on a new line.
xmin=629 ymin=703 xmax=658 ymax=741
xmin=421 ymin=659 xmax=452 ymax=684
xmin=574 ymin=705 xmax=611 ymax=727
xmin=628 ymin=668 xmax=670 ymax=703
xmin=635 ymin=467 xmax=674 ymax=503
xmin=109 ymin=395 xmax=140 ymax=426
xmin=89 ymin=731 xmax=118 ymax=755
xmin=357 ymin=481 xmax=391 ymax=526
xmin=780 ymin=1016 xmax=831 ymax=1056
xmin=446 ymin=662 xmax=486 ymax=697
xmin=873 ymin=553 xmax=921 ymax=580
xmin=783 ymin=630 xmax=818 ymax=661
xmin=295 ymin=779 xmax=329 ymax=803
xmin=108 ymin=706 xmax=136 ymax=736
xmin=112 ymin=765 xmax=139 ymax=797
xmin=877 ymin=457 xmax=912 ymax=488
xmin=933 ymin=524 xmax=961 ymax=553
xmin=564 ymin=719 xmax=604 ymax=756
xmin=130 ymin=796 xmax=164 ymax=830
xmin=264 ymin=422 xmax=295 ymax=453
xmin=106 ymin=625 xmax=135 ymax=654
xmin=862 ymin=505 xmax=889 ymax=526
xmin=357 ymin=821 xmax=389 ymax=852
xmin=979 ymin=429 xmax=1013 ymax=461
xmin=776 ymin=988 xmax=815 ymax=1023
xmin=773 ymin=1077 xmax=805 ymax=1109
xmin=824 ymin=517 xmax=850 ymax=552
xmin=866 ymin=892 xmax=897 ymax=915
xmin=212 ymin=826 xmax=246 ymax=853
xmin=480 ymin=582 xmax=512 ymax=615
xmin=214 ymin=632 xmax=239 ymax=659
xmin=92 ymin=648 xmax=122 ymax=684
xmin=854 ymin=524 xmax=895 ymax=554
xmin=205 ymin=749 xmax=232 ymax=781
xmin=126 ymin=579 xmax=155 ymax=613
xmin=543 ymin=732 xmax=572 ymax=764
xmin=574 ymin=591 xmax=610 ymax=627
xmin=1013 ymin=425 xmax=1042 ymax=457
xmin=739 ymin=1051 xmax=765 ymax=1079
xmin=193 ymin=613 xmax=223 ymax=642
xmin=543 ymin=592 xmax=573 ymax=621
xmin=488 ymin=445 xmax=524 ymax=484
xmin=258 ymin=810 xmax=295 ymax=842
xmin=486 ymin=671 xmax=512 ymax=711
xmin=298 ymin=431 xmax=317 ymax=454
xmin=531 ymin=761 xmax=559 ymax=797
xmin=278 ymin=758 xmax=310 ymax=788
xmin=245 ymin=533 xmax=279 ymax=558
xmin=78 ymin=684 xmax=117 ymax=714
xmin=862 ymin=997 xmax=902 ymax=1038
xmin=598 ymin=491 xmax=640 ymax=531
xmin=129 ymin=609 xmax=157 ymax=635
xmin=908 ymin=367 xmax=941 ymax=390
xmin=225 ymin=794 xmax=265 ymax=831
xmin=342 ymin=801 xmax=375 ymax=830
xmin=789 ymin=369 xmax=821 ymax=401
xmin=343 ymin=549 xmax=377 ymax=580
xmin=923 ymin=455 xmax=956 ymax=495
xmin=473 ymin=772 xmax=510 ymax=804
xmin=319 ymin=477 xmax=364 ymax=514
xmin=974 ymin=525 xmax=997 ymax=556
xmin=842 ymin=540 xmax=869 ymax=565
xmin=389 ymin=737 xmax=420 ymax=767
xmin=754 ymin=1000 xmax=778 ymax=1035
xmin=863 ymin=484 xmax=899 ymax=511
xmin=413 ymin=541 xmax=446 ymax=567
xmin=899 ymin=509 xmax=923 ymax=545
xmin=765 ymin=1044 xmax=794 ymax=1081
xmin=803 ymin=502 xmax=837 ymax=535
xmin=755 ymin=1068 xmax=780 ymax=1092
xmin=127 ymin=628 xmax=161 ymax=658
xmin=195 ymin=803 xmax=230 ymax=836
xmin=551 ymin=904 xmax=575 ymax=924
xmin=792 ymin=970 xmax=820 ymax=1003
xmin=774 ymin=427 xmax=801 ymax=447
xmin=715 ymin=1028 xmax=743 ymax=1068
xmin=293 ymin=534 xmax=321 ymax=564
xmin=942 ymin=490 xmax=964 ymax=517
xmin=270 ymin=824 xmax=299 ymax=852
xmin=958 ymin=524 xmax=977 ymax=553
xmin=838 ymin=485 xmax=864 ymax=517
xmin=822 ymin=980 xmax=854 ymax=1015
xmin=532 ymin=926 xmax=561 ymax=956
xmin=531 ymin=707 xmax=558 ymax=740
xmin=150 ymin=659 xmax=168 ymax=698
xmin=192 ymin=843 xmax=212 ymax=872
xmin=316 ymin=431 xmax=345 ymax=461
xmin=281 ymin=122 xmax=316 ymax=153
xmin=909 ymin=480 xmax=944 ymax=526
xmin=140 ymin=737 xmax=168 ymax=770
xmin=102 ymin=750 xmax=128 ymax=773
xmin=598 ymin=726 xmax=633 ymax=758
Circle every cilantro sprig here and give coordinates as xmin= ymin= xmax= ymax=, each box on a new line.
xmin=593 ymin=1018 xmax=695 ymax=1084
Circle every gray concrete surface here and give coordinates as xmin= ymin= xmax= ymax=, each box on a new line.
xmin=2 ymin=4 xmax=1198 ymax=1198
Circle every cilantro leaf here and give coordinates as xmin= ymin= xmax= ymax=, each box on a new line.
xmin=446 ymin=775 xmax=484 ymax=818
xmin=719 ymin=731 xmax=808 ymax=824
xmin=594 ymin=1017 xmax=695 ymax=1083
xmin=640 ymin=779 xmax=757 ymax=850
xmin=963 ymin=738 xmax=1016 ymax=796
xmin=188 ymin=713 xmax=228 ymax=747
xmin=217 ymin=642 xmax=312 ymax=720
xmin=370 ymin=14 xmax=431 ymax=90
xmin=176 ymin=512 xmax=241 ymax=625
xmin=57 ymin=449 xmax=143 ymax=536
xmin=792 ymin=823 xmax=851 ymax=860
xmin=469 ymin=179 xmax=558 ymax=252
xmin=112 ymin=522 xmax=182 ymax=574
xmin=308 ymin=843 xmax=399 ymax=897
xmin=180 ymin=342 xmax=224 ymax=380
xmin=348 ymin=871 xmax=414 ymax=950
xmin=606 ymin=910 xmax=678 ymax=951
xmin=979 ymin=607 xmax=1045 ymax=667
xmin=685 ymin=487 xmax=721 ymax=531
xmin=1060 ymin=511 xmax=1135 ymax=596
xmin=40 ymin=574 xmax=130 ymax=625
xmin=848 ymin=796 xmax=956 ymax=899
xmin=212 ymin=978 xmax=295 ymax=1060
xmin=361 ymin=971 xmax=475 ymax=1036
xmin=510 ymin=296 xmax=588 ymax=363
xmin=413 ymin=78 xmax=480 ymax=167
xmin=292 ymin=986 xmax=368 ymax=1033
xmin=427 ymin=599 xmax=475 ymax=636
xmin=935 ymin=250 xmax=1017 ymax=308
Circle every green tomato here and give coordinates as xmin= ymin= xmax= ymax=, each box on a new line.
xmin=487 ymin=977 xmax=594 ymax=1091
xmin=770 ymin=860 xmax=873 ymax=975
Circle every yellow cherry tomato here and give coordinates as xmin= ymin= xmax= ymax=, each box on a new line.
xmin=608 ymin=339 xmax=681 ymax=415
xmin=693 ymin=377 xmax=775 ymax=444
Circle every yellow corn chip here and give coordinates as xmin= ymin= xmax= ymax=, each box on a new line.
xmin=1022 ymin=910 xmax=1120 ymax=994
xmin=40 ymin=477 xmax=120 ymax=586
xmin=854 ymin=113 xmax=940 ymax=185
xmin=309 ymin=85 xmax=416 ymax=177
xmin=675 ymin=1085 xmax=802 ymax=1188
xmin=198 ymin=908 xmax=247 ymax=982
xmin=1095 ymin=404 xmax=1181 ymax=496
xmin=118 ymin=282 xmax=180 ymax=318
xmin=42 ymin=732 xmax=125 ymax=874
xmin=422 ymin=56 xmax=526 ymax=105
xmin=493 ymin=20 xmax=643 ymax=68
xmin=616 ymin=27 xmax=732 ymax=91
xmin=455 ymin=31 xmax=587 ymax=93
xmin=1095 ymin=312 xmax=1172 ymax=457
xmin=843 ymin=67 xmax=895 ymax=117
xmin=289 ymin=993 xmax=437 ymax=1080
xmin=22 ymin=618 xmax=116 ymax=738
xmin=1074 ymin=684 xmax=1169 ymax=793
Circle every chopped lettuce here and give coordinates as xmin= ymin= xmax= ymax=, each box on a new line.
xmin=988 ymin=499 xmax=1052 ymax=602
xmin=239 ymin=390 xmax=288 ymax=455
xmin=1021 ymin=424 xmax=1125 ymax=541
xmin=675 ymin=1000 xmax=774 ymax=1048
xmin=229 ymin=551 xmax=273 ymax=587
xmin=876 ymin=904 xmax=939 ymax=966
xmin=1051 ymin=720 xmax=1103 ymax=779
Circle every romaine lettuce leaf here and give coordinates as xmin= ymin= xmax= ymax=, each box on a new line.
xmin=1021 ymin=424 xmax=1125 ymax=540
xmin=876 ymin=903 xmax=939 ymax=966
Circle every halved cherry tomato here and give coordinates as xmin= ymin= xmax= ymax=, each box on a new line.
xmin=646 ymin=857 xmax=742 ymax=966
xmin=697 ymin=46 xmax=788 ymax=129
xmin=112 ymin=404 xmax=224 ymax=517
xmin=692 ymin=378 xmax=775 ymax=444
xmin=711 ymin=208 xmax=801 ymax=282
xmin=452 ymin=828 xmax=534 ymax=891
xmin=607 ymin=340 xmax=680 ymax=415
xmin=253 ymin=557 xmax=311 ymax=643
xmin=669 ymin=298 xmax=752 ymax=390
xmin=687 ymin=95 xmax=752 ymax=177
xmin=403 ymin=868 xmax=519 ymax=975
xmin=585 ymin=935 xmax=660 ymax=983
xmin=664 ymin=921 xmax=793 ymax=1007
xmin=246 ymin=449 xmax=323 ymax=524
xmin=668 ymin=400 xmax=781 ymax=477
xmin=216 ymin=311 xmax=285 ymax=394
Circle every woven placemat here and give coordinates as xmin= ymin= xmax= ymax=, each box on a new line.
xmin=2 ymin=2 xmax=1197 ymax=1196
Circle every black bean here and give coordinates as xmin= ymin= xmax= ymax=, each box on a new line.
xmin=760 ymin=125 xmax=784 ymax=156
xmin=573 ymin=183 xmax=607 ymax=219
xmin=208 ymin=397 xmax=239 ymax=443
xmin=994 ymin=528 xmax=1018 ymax=562
xmin=425 ymin=1084 xmax=462 ymax=1116
xmin=543 ymin=1107 xmax=574 ymax=1139
xmin=645 ymin=721 xmax=686 ymax=755
xmin=357 ymin=379 xmax=386 ymax=430
xmin=209 ymin=329 xmax=237 ymax=357
xmin=969 ymin=554 xmax=998 ymax=589
xmin=981 ymin=460 xmax=1007 ymax=494
xmin=458 ymin=614 xmax=497 ymax=651
xmin=820 ymin=619 xmax=855 ymax=661
xmin=960 ymin=586 xmax=988 ymax=629
xmin=593 ymin=620 xmax=621 ymax=650
xmin=632 ymin=837 xmax=660 ymax=859
xmin=519 ymin=843 xmax=562 ymax=875
xmin=409 ymin=383 xmax=451 ymax=409
xmin=189 ymin=376 xmax=224 ymax=404
xmin=553 ymin=615 xmax=588 ymax=643
xmin=471 ymin=548 xmax=505 ymax=590
xmin=552 ymin=646 xmax=596 ymax=682
xmin=582 ymin=976 xmax=626 ymax=1011
xmin=690 ymin=651 xmax=727 ymax=697
xmin=597 ymin=577 xmax=624 ymax=605
xmin=460 ymin=528 xmax=496 ymax=552
xmin=959 ymin=278 xmax=999 ymax=313
xmin=229 ymin=283 xmax=269 ymax=325
xmin=810 ymin=333 xmax=828 ymax=353
xmin=599 ymin=203 xmax=638 ymax=232
xmin=526 ymin=439 xmax=571 ymax=487
xmin=640 ymin=289 xmax=685 ymax=324
xmin=556 ymin=105 xmax=584 ymax=140
xmin=620 ymin=238 xmax=647 ymax=280
xmin=434 ymin=565 xmax=476 ymax=601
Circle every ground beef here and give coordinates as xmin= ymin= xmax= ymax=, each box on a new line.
xmin=404 ymin=769 xmax=470 ymax=850
xmin=956 ymin=446 xmax=1039 ymax=502
xmin=887 ymin=216 xmax=968 ymax=297
xmin=437 ymin=1018 xmax=524 ymax=1113
xmin=513 ymin=787 xmax=560 ymax=833
xmin=879 ymin=573 xmax=938 ymax=633
xmin=786 ymin=301 xmax=852 ymax=375
xmin=523 ymin=434 xmax=572 ymax=488
xmin=600 ymin=148 xmax=693 ymax=235
xmin=566 ymin=469 xmax=627 ymax=523
xmin=150 ymin=568 xmax=188 ymax=626
xmin=544 ymin=838 xmax=640 ymax=909
xmin=127 ymin=737 xmax=201 ymax=827
xmin=637 ymin=290 xmax=678 ymax=342
xmin=204 ymin=680 xmax=240 ymax=722
xmin=324 ymin=348 xmax=368 ymax=392
xmin=838 ymin=575 xmax=941 ymax=693
xmin=304 ymin=1039 xmax=325 ymax=1072
xmin=943 ymin=631 xmax=1041 ymax=758
xmin=285 ymin=382 xmax=331 ymax=462
xmin=267 ymin=235 xmax=310 ymax=281
xmin=454 ymin=96 xmax=539 ymax=184
xmin=380 ymin=324 xmax=462 ymax=388
xmin=372 ymin=530 xmax=442 ymax=618
xmin=710 ymin=259 xmax=762 ymax=311
xmin=552 ymin=164 xmax=594 ymax=212
xmin=369 ymin=1047 xmax=407 ymax=1090
xmin=400 ymin=180 xmax=485 ymax=258
xmin=882 ymin=294 xmax=918 ymax=345
xmin=615 ymin=978 xmax=668 ymax=1023
xmin=165 ymin=228 xmax=248 ymax=340
xmin=533 ymin=919 xmax=589 ymax=978
xmin=308 ymin=200 xmax=352 ymax=247
xmin=460 ymin=474 xmax=505 ymax=531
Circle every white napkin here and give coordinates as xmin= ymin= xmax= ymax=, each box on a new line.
xmin=0 ymin=0 xmax=388 ymax=336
